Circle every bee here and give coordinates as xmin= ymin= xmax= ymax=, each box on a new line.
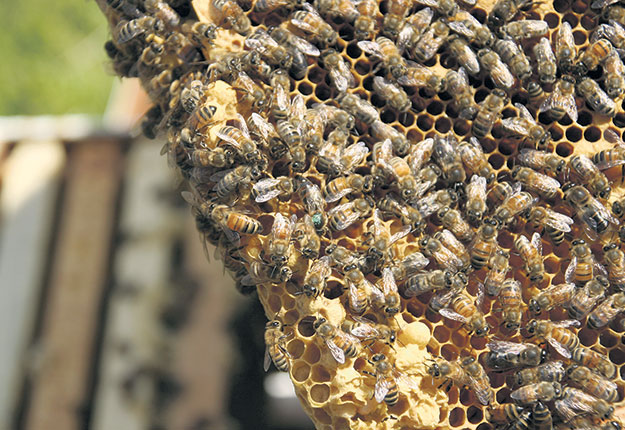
xmin=115 ymin=16 xmax=163 ymax=44
xmin=434 ymin=229 xmax=471 ymax=269
xmin=319 ymin=140 xmax=369 ymax=178
xmin=372 ymin=119 xmax=411 ymax=156
xmin=211 ymin=165 xmax=262 ymax=200
xmin=459 ymin=138 xmax=496 ymax=184
xmin=567 ymin=275 xmax=609 ymax=320
xmin=512 ymin=361 xmax=566 ymax=388
xmin=357 ymin=36 xmax=407 ymax=79
xmin=486 ymin=404 xmax=526 ymax=424
xmin=502 ymin=104 xmax=552 ymax=151
xmin=593 ymin=20 xmax=625 ymax=50
xmin=589 ymin=292 xmax=625 ymax=330
xmin=465 ymin=175 xmax=487 ymax=225
xmin=514 ymin=232 xmax=545 ymax=283
xmin=555 ymin=21 xmax=576 ymax=74
xmin=232 ymin=71 xmax=268 ymax=113
xmin=428 ymin=358 xmax=471 ymax=391
xmin=576 ymin=38 xmax=613 ymax=76
xmin=144 ymin=0 xmax=179 ymax=27
xmin=487 ymin=0 xmax=533 ymax=28
xmin=527 ymin=319 xmax=580 ymax=358
xmin=485 ymin=340 xmax=546 ymax=370
xmin=217 ymin=122 xmax=262 ymax=166
xmin=314 ymin=0 xmax=359 ymax=21
xmin=245 ymin=28 xmax=293 ymax=71
xmin=566 ymin=364 xmax=618 ymax=402
xmin=494 ymin=279 xmax=523 ymax=330
xmin=381 ymin=0 xmax=413 ymax=39
xmin=528 ymin=282 xmax=576 ymax=314
xmin=511 ymin=381 xmax=562 ymax=405
xmin=459 ymin=356 xmax=493 ymax=405
xmin=525 ymin=206 xmax=574 ymax=246
xmin=295 ymin=176 xmax=326 ymax=231
xmin=370 ymin=267 xmax=402 ymax=317
xmin=266 ymin=213 xmax=296 ymax=266
xmin=247 ymin=112 xmax=287 ymax=160
xmin=503 ymin=20 xmax=548 ymax=41
xmin=353 ymin=0 xmax=378 ymax=40
xmin=420 ymin=235 xmax=464 ymax=273
xmin=139 ymin=36 xmax=165 ymax=66
xmin=562 ymin=183 xmax=619 ymax=236
xmin=533 ymin=37 xmax=557 ymax=84
xmin=407 ymin=137 xmax=434 ymax=174
xmin=440 ymin=289 xmax=490 ymax=336
xmin=388 ymin=251 xmax=429 ymax=282
xmin=270 ymin=27 xmax=320 ymax=80
xmin=328 ymin=198 xmax=372 ymax=231
xmin=470 ymin=219 xmax=499 ymax=270
xmin=565 ymin=239 xmax=607 ymax=287
xmin=511 ymin=166 xmax=561 ymax=199
xmin=414 ymin=188 xmax=456 ymax=218
xmin=292 ymin=214 xmax=321 ymax=259
xmin=569 ymin=154 xmax=611 ymax=199
xmin=447 ymin=36 xmax=480 ymax=76
xmin=326 ymin=243 xmax=360 ymax=271
xmin=105 ymin=0 xmax=142 ymax=17
xmin=494 ymin=38 xmax=532 ymax=83
xmin=560 ymin=417 xmax=623 ymax=430
xmin=301 ymin=256 xmax=332 ymax=297
xmin=291 ymin=3 xmax=338 ymax=47
xmin=336 ymin=92 xmax=379 ymax=125
xmin=433 ymin=134 xmax=466 ymax=187
xmin=493 ymin=186 xmax=536 ymax=227
xmin=518 ymin=149 xmax=566 ymax=178
xmin=527 ymin=81 xmax=546 ymax=107
xmin=211 ymin=0 xmax=251 ymax=35
xmin=264 ymin=320 xmax=291 ymax=372
xmin=378 ymin=193 xmax=426 ymax=230
xmin=364 ymin=354 xmax=416 ymax=407
xmin=364 ymin=210 xmax=411 ymax=268
xmin=484 ymin=249 xmax=510 ymax=296
xmin=531 ymin=402 xmax=553 ymax=430
xmin=396 ymin=7 xmax=434 ymax=54
xmin=323 ymin=174 xmax=365 ymax=203
xmin=397 ymin=62 xmax=446 ymax=93
xmin=413 ymin=20 xmax=449 ymax=63
xmin=444 ymin=68 xmax=477 ymax=120
xmin=437 ymin=208 xmax=474 ymax=242
xmin=447 ymin=12 xmax=495 ymax=48
xmin=180 ymin=80 xmax=205 ymax=114
xmin=254 ymin=0 xmax=301 ymax=13
xmin=473 ymin=88 xmax=508 ymax=138
xmin=372 ymin=76 xmax=411 ymax=113
xmin=555 ymin=387 xmax=614 ymax=422
xmin=343 ymin=316 xmax=396 ymax=346
xmin=602 ymin=50 xmax=625 ymax=99
xmin=404 ymin=269 xmax=451 ymax=297
xmin=345 ymin=265 xmax=373 ymax=314
xmin=313 ymin=317 xmax=359 ymax=364
xmin=577 ymin=77 xmax=616 ymax=118
xmin=604 ymin=5 xmax=625 ymax=27
xmin=251 ymin=177 xmax=295 ymax=203
xmin=478 ymin=49 xmax=515 ymax=90
xmin=539 ymin=76 xmax=578 ymax=122
xmin=320 ymin=48 xmax=355 ymax=92
xmin=571 ymin=346 xmax=617 ymax=380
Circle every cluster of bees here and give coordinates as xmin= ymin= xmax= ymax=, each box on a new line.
xmin=96 ymin=0 xmax=625 ymax=427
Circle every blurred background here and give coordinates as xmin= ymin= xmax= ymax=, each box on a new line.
xmin=0 ymin=1 xmax=313 ymax=428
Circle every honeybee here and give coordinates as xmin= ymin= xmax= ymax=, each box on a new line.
xmin=315 ymin=0 xmax=359 ymax=21
xmin=487 ymin=0 xmax=533 ymax=28
xmin=555 ymin=387 xmax=614 ymax=422
xmin=571 ymin=346 xmax=617 ymax=379
xmin=569 ymin=154 xmax=611 ymax=199
xmin=555 ymin=21 xmax=576 ymax=74
xmin=434 ymin=230 xmax=470 ymax=268
xmin=370 ymin=267 xmax=402 ymax=317
xmin=578 ymin=78 xmax=616 ymax=118
xmin=397 ymin=61 xmax=446 ymax=93
xmin=493 ymin=186 xmax=536 ymax=227
xmin=531 ymin=401 xmax=553 ymax=430
xmin=559 ymin=417 xmax=623 ymax=430
xmin=396 ymin=7 xmax=434 ymax=54
xmin=266 ymin=213 xmax=296 ymax=266
xmin=372 ymin=76 xmax=411 ymax=113
xmin=406 ymin=137 xmax=434 ymax=174
xmin=268 ymin=70 xmax=291 ymax=120
xmin=447 ymin=12 xmax=495 ymax=48
xmin=336 ymin=92 xmax=379 ymax=125
xmin=264 ymin=320 xmax=291 ymax=372
xmin=602 ymin=50 xmax=625 ymax=99
xmin=295 ymin=176 xmax=327 ymax=231
xmin=291 ymin=3 xmax=338 ymax=47
xmin=378 ymin=194 xmax=425 ymax=231
xmin=365 ymin=354 xmax=416 ymax=407
xmin=565 ymin=239 xmax=607 ymax=287
xmin=269 ymin=27 xmax=320 ymax=80
xmin=514 ymin=232 xmax=545 ymax=283
xmin=343 ymin=316 xmax=396 ymax=346
xmin=247 ymin=112 xmax=288 ymax=160
xmin=301 ymin=256 xmax=332 ymax=297
xmin=604 ymin=5 xmax=625 ymax=27
xmin=353 ymin=0 xmax=378 ymax=40
xmin=372 ymin=120 xmax=410 ymax=157
xmin=320 ymin=48 xmax=355 ymax=92
xmin=251 ymin=177 xmax=294 ymax=203
xmin=323 ymin=174 xmax=365 ymax=203
xmin=440 ymin=289 xmax=489 ymax=336
xmin=589 ymin=292 xmax=625 ymax=330
xmin=576 ymin=38 xmax=613 ymax=76
xmin=525 ymin=206 xmax=574 ymax=246
xmin=413 ymin=20 xmax=449 ymax=63
xmin=495 ymin=38 xmax=532 ymax=83
xmin=503 ymin=20 xmax=548 ymax=41
xmin=414 ymin=188 xmax=456 ymax=218
xmin=313 ymin=317 xmax=359 ymax=364
xmin=444 ymin=68 xmax=477 ymax=120
xmin=447 ymin=36 xmax=480 ymax=76
xmin=526 ymin=81 xmax=546 ymax=106
xmin=381 ymin=0 xmax=413 ymax=39
xmin=254 ymin=0 xmax=302 ymax=13
xmin=432 ymin=134 xmax=466 ymax=186
xmin=246 ymin=28 xmax=293 ymax=72
xmin=212 ymin=0 xmax=251 ymax=35
xmin=188 ymin=147 xmax=231 ymax=171
xmin=496 ymin=279 xmax=523 ymax=330
xmin=185 ymin=193 xmax=263 ymax=239
xmin=232 ymin=71 xmax=268 ymax=112
xmin=139 ymin=36 xmax=165 ymax=66
xmin=459 ymin=356 xmax=493 ymax=405
xmin=357 ymin=36 xmax=406 ymax=79
xmin=527 ymin=319 xmax=580 ymax=358
xmin=593 ymin=20 xmax=625 ymax=50
xmin=365 ymin=210 xmax=411 ymax=267
xmin=465 ymin=175 xmax=487 ymax=225
xmin=459 ymin=138 xmax=496 ymax=184
xmin=484 ymin=249 xmax=510 ymax=296
xmin=528 ymin=282 xmax=576 ymax=314
xmin=562 ymin=183 xmax=619 ymax=236
xmin=478 ymin=49 xmax=515 ymax=90
xmin=473 ymin=88 xmax=507 ymax=138
xmin=486 ymin=404 xmax=526 ymax=424
xmin=470 ymin=219 xmax=499 ymax=270
xmin=292 ymin=214 xmax=321 ymax=259
xmin=511 ymin=166 xmax=561 ymax=199
xmin=486 ymin=340 xmax=546 ymax=370
xmin=518 ymin=149 xmax=566 ymax=178
xmin=105 ymin=0 xmax=142 ymax=17
xmin=502 ymin=104 xmax=552 ymax=151
xmin=328 ymin=198 xmax=372 ymax=231
xmin=437 ymin=208 xmax=474 ymax=242
xmin=511 ymin=381 xmax=562 ymax=405
xmin=211 ymin=165 xmax=262 ymax=200
xmin=539 ymin=76 xmax=578 ymax=122
xmin=404 ymin=269 xmax=451 ymax=297
xmin=388 ymin=250 xmax=429 ymax=282
xmin=345 ymin=264 xmax=373 ymax=314
xmin=217 ymin=123 xmax=262 ymax=166
xmin=420 ymin=235 xmax=464 ymax=273
xmin=115 ymin=16 xmax=163 ymax=44
xmin=512 ymin=361 xmax=566 ymax=388
xmin=533 ymin=37 xmax=557 ymax=84
xmin=567 ymin=275 xmax=609 ymax=320
xmin=567 ymin=364 xmax=618 ymax=402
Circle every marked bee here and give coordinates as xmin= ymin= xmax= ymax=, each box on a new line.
xmin=372 ymin=76 xmax=411 ymax=113
xmin=512 ymin=361 xmax=565 ymax=388
xmin=484 ymin=249 xmax=510 ymax=296
xmin=444 ymin=67 xmax=477 ymax=120
xmin=570 ymin=346 xmax=617 ymax=379
xmin=470 ymin=219 xmax=499 ymax=270
xmin=291 ymin=3 xmax=338 ymax=47
xmin=569 ymin=154 xmax=611 ymax=199
xmin=539 ymin=76 xmax=578 ymax=122
xmin=485 ymin=340 xmax=546 ymax=370
xmin=502 ymin=104 xmax=552 ymax=151
xmin=577 ymin=77 xmax=616 ymax=118
xmin=528 ymin=282 xmax=575 ymax=314
xmin=524 ymin=206 xmax=574 ymax=245
xmin=566 ymin=364 xmax=618 ymax=402
xmin=555 ymin=387 xmax=614 ymax=422
xmin=293 ymin=214 xmax=321 ymax=259
xmin=533 ymin=37 xmax=557 ymax=84
xmin=477 ymin=49 xmax=515 ymax=90
xmin=511 ymin=382 xmax=562 ymax=405
xmin=313 ymin=317 xmax=359 ymax=364
xmin=321 ymin=48 xmax=355 ymax=92
xmin=295 ymin=176 xmax=327 ymax=231
xmin=264 ymin=320 xmax=291 ymax=372
xmin=567 ymin=275 xmax=608 ymax=320
xmin=473 ymin=88 xmax=507 ymax=138
xmin=301 ymin=256 xmax=332 ymax=297
xmin=526 ymin=319 xmax=580 ymax=358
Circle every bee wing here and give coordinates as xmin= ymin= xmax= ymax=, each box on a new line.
xmin=249 ymin=112 xmax=276 ymax=140
xmin=264 ymin=344 xmax=273 ymax=371
xmin=403 ymin=251 xmax=430 ymax=272
xmin=330 ymin=205 xmax=361 ymax=230
xmin=565 ymin=257 xmax=577 ymax=284
xmin=371 ymin=209 xmax=385 ymax=236
xmin=468 ymin=376 xmax=492 ymax=405
xmin=544 ymin=209 xmax=574 ymax=232
xmin=381 ymin=267 xmax=398 ymax=295
xmin=390 ymin=224 xmax=412 ymax=245
xmin=514 ymin=103 xmax=536 ymax=123
xmin=397 ymin=62 xmax=432 ymax=86
xmin=439 ymin=307 xmax=468 ymax=323
xmin=594 ymin=258 xmax=608 ymax=278
xmin=604 ymin=129 xmax=625 ymax=148
xmin=314 ymin=255 xmax=332 ymax=278
xmin=349 ymin=317 xmax=379 ymax=338
xmin=253 ymin=178 xmax=281 ymax=202
xmin=554 ymin=400 xmax=587 ymax=423
xmin=273 ymin=83 xmax=290 ymax=114
xmin=547 ymin=337 xmax=572 ymax=358
xmin=329 ymin=63 xmax=352 ymax=92
xmin=374 ymin=376 xmax=392 ymax=403
xmin=534 ymin=173 xmax=561 ymax=196
xmin=501 ymin=118 xmax=531 ymax=138
xmin=288 ymin=33 xmax=321 ymax=56
xmin=476 ymin=282 xmax=485 ymax=308
xmin=325 ymin=338 xmax=346 ymax=364
xmin=448 ymin=18 xmax=477 ymax=39
xmin=414 ymin=180 xmax=436 ymax=199
xmin=356 ymin=40 xmax=383 ymax=59
xmin=324 ymin=185 xmax=354 ymax=203
xmin=413 ymin=0 xmax=438 ymax=6
xmin=216 ymin=128 xmax=243 ymax=150
xmin=290 ymin=94 xmax=307 ymax=123
xmin=467 ymin=175 xmax=487 ymax=201
xmin=370 ymin=282 xmax=386 ymax=304
xmin=341 ymin=141 xmax=370 ymax=171
xmin=509 ymin=386 xmax=527 ymax=402
xmin=486 ymin=340 xmax=529 ymax=355
xmin=556 ymin=21 xmax=575 ymax=56
xmin=458 ymin=41 xmax=480 ymax=75
xmin=554 ymin=319 xmax=581 ymax=329
xmin=398 ymin=25 xmax=417 ymax=54
xmin=591 ymin=0 xmax=619 ymax=7
xmin=531 ymin=232 xmax=542 ymax=257
xmin=328 ymin=201 xmax=353 ymax=216
xmin=181 ymin=190 xmax=199 ymax=207
xmin=491 ymin=61 xmax=514 ymax=89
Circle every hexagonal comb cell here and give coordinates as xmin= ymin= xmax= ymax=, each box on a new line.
xmin=96 ymin=0 xmax=625 ymax=428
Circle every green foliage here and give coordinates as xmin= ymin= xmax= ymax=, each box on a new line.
xmin=0 ymin=0 xmax=114 ymax=115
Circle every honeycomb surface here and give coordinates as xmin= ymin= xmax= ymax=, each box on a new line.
xmin=95 ymin=0 xmax=625 ymax=428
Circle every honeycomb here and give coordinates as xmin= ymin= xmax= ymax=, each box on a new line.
xmin=95 ymin=0 xmax=625 ymax=428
